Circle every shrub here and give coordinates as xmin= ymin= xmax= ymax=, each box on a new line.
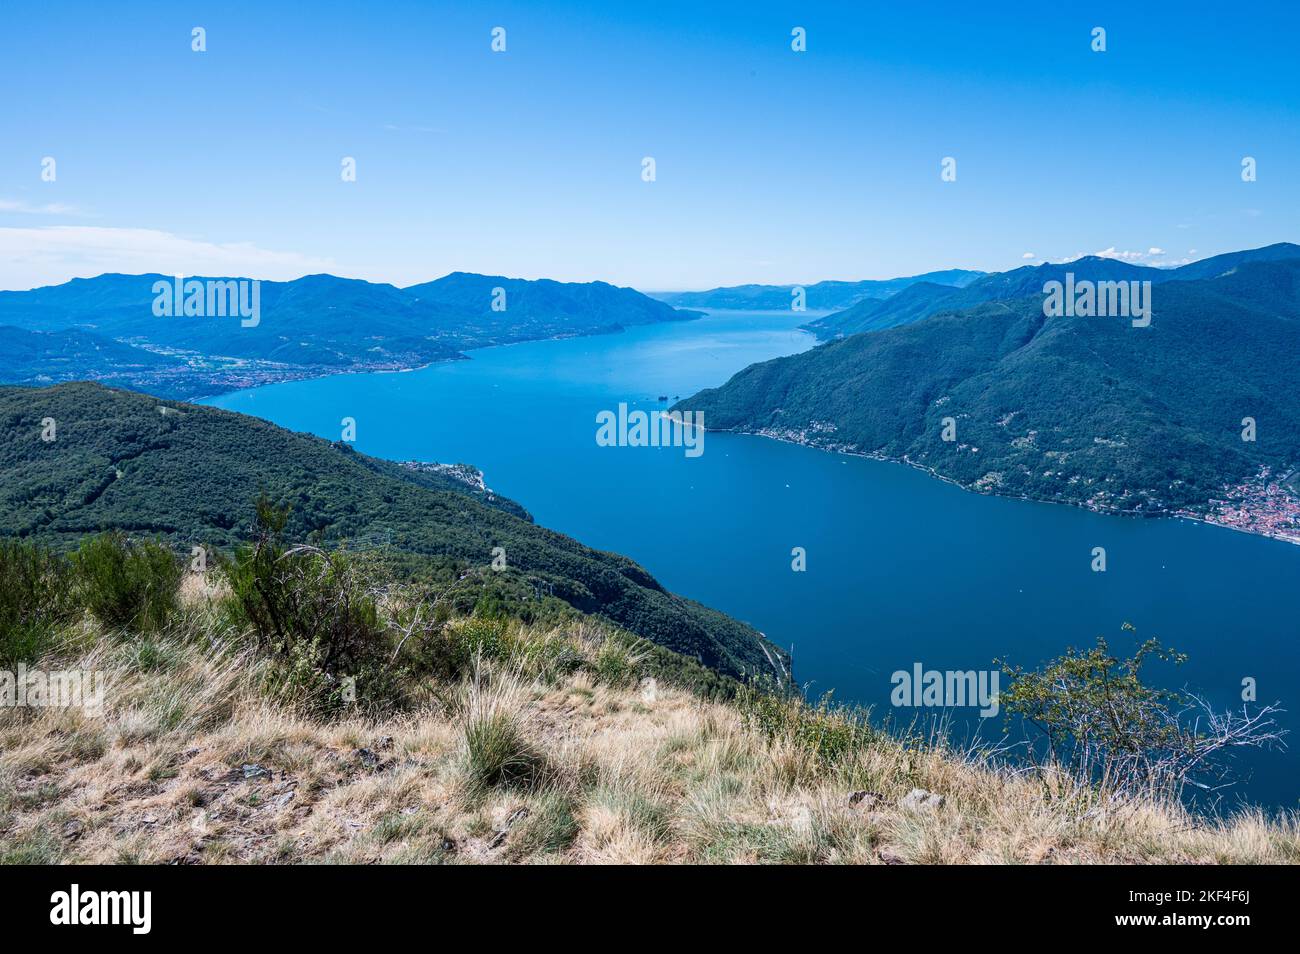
xmin=592 ymin=636 xmax=646 ymax=688
xmin=999 ymin=625 xmax=1284 ymax=801
xmin=0 ymin=539 xmax=77 ymax=665
xmin=221 ymin=498 xmax=397 ymax=712
xmin=416 ymin=616 xmax=582 ymax=684
xmin=70 ymin=532 xmax=182 ymax=633
xmin=451 ymin=615 xmax=510 ymax=665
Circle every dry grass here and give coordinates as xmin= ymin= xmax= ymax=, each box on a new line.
xmin=2 ymin=612 xmax=1297 ymax=865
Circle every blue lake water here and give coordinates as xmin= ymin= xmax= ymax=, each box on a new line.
xmin=205 ymin=310 xmax=1300 ymax=810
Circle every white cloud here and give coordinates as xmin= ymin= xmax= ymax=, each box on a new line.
xmin=1021 ymin=252 xmax=1035 ymax=259
xmin=1047 ymin=245 xmax=1179 ymax=266
xmin=0 ymin=226 xmax=336 ymax=290
xmin=0 ymin=198 xmax=83 ymax=216
xmin=1092 ymin=246 xmax=1148 ymax=262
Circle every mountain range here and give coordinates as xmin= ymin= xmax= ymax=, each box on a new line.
xmin=675 ymin=245 xmax=1300 ymax=525
xmin=650 ymin=269 xmax=985 ymax=311
xmin=0 ymin=273 xmax=700 ymax=399
xmin=806 ymin=243 xmax=1300 ymax=339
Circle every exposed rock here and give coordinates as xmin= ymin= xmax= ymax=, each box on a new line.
xmin=640 ymin=677 xmax=658 ymax=704
xmin=899 ymin=787 xmax=944 ymax=812
xmin=355 ymin=748 xmax=380 ymax=770
xmin=242 ymin=763 xmax=271 ymax=781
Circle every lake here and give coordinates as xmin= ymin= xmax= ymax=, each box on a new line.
xmin=205 ymin=309 xmax=1300 ymax=810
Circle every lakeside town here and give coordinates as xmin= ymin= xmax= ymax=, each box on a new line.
xmin=1175 ymin=466 xmax=1300 ymax=545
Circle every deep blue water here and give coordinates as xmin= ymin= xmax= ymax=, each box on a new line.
xmin=205 ymin=310 xmax=1300 ymax=810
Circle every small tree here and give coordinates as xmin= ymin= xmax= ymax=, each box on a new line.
xmin=70 ymin=532 xmax=182 ymax=633
xmin=999 ymin=624 xmax=1284 ymax=802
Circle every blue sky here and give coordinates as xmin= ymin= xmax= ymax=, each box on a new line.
xmin=2 ymin=0 xmax=1297 ymax=290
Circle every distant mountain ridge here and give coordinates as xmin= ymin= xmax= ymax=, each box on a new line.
xmin=808 ymin=243 xmax=1300 ymax=339
xmin=651 ymin=269 xmax=985 ymax=311
xmin=675 ymin=249 xmax=1300 ymax=529
xmin=0 ymin=272 xmax=698 ymax=399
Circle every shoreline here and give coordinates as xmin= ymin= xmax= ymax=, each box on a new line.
xmin=715 ymin=426 xmax=1300 ymax=549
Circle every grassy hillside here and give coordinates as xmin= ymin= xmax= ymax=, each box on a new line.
xmin=2 ymin=564 xmax=1294 ymax=865
xmin=0 ymin=382 xmax=785 ymax=681
xmin=677 ymin=261 xmax=1300 ymax=515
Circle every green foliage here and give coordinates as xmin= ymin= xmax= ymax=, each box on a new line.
xmin=592 ymin=636 xmax=645 ymax=688
xmin=0 ymin=538 xmax=77 ymax=665
xmin=0 ymin=381 xmax=788 ymax=683
xmin=462 ymin=707 xmax=543 ymax=792
xmin=508 ymin=790 xmax=580 ymax=857
xmin=221 ymin=498 xmax=398 ymax=712
xmin=681 ymin=257 xmax=1300 ymax=513
xmin=69 ymin=532 xmax=181 ymax=633
xmin=735 ymin=681 xmax=876 ymax=766
xmin=999 ymin=625 xmax=1281 ymax=799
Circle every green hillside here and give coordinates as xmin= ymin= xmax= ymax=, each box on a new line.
xmin=677 ymin=260 xmax=1300 ymax=514
xmin=0 ymin=382 xmax=786 ymax=681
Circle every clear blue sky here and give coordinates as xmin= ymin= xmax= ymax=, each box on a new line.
xmin=2 ymin=0 xmax=1297 ymax=290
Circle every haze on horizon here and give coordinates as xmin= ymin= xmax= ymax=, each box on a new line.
xmin=3 ymin=0 xmax=1298 ymax=292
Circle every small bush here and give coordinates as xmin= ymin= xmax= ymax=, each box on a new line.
xmin=999 ymin=626 xmax=1284 ymax=801
xmin=451 ymin=616 xmax=510 ymax=665
xmin=221 ymin=498 xmax=398 ymax=712
xmin=0 ymin=539 xmax=77 ymax=665
xmin=70 ymin=532 xmax=182 ymax=633
xmin=735 ymin=682 xmax=876 ymax=766
xmin=592 ymin=637 xmax=645 ymax=688
xmin=417 ymin=616 xmax=583 ymax=684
